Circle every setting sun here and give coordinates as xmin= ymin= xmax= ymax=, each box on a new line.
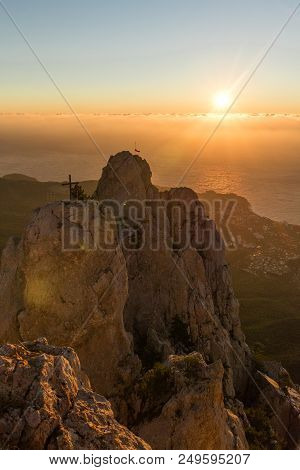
xmin=213 ymin=91 xmax=231 ymax=110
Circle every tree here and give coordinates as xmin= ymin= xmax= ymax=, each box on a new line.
xmin=70 ymin=183 xmax=89 ymax=200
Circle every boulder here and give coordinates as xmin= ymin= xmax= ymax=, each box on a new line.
xmin=0 ymin=339 xmax=150 ymax=450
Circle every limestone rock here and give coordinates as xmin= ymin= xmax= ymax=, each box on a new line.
xmin=1 ymin=150 xmax=297 ymax=450
xmin=251 ymin=371 xmax=300 ymax=449
xmin=262 ymin=361 xmax=294 ymax=388
xmin=132 ymin=353 xmax=248 ymax=450
xmin=0 ymin=339 xmax=150 ymax=450
xmin=95 ymin=151 xmax=251 ymax=397
xmin=94 ymin=150 xmax=158 ymax=204
xmin=0 ymin=201 xmax=140 ymax=400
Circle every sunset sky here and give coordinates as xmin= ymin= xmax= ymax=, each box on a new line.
xmin=1 ymin=0 xmax=300 ymax=114
xmin=1 ymin=0 xmax=300 ymax=223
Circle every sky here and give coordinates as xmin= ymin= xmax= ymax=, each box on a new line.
xmin=0 ymin=1 xmax=300 ymax=224
xmin=1 ymin=0 xmax=300 ymax=114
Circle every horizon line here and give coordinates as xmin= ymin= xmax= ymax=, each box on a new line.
xmin=1 ymin=111 xmax=300 ymax=119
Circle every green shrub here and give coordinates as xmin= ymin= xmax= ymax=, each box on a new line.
xmin=245 ymin=406 xmax=281 ymax=450
xmin=138 ymin=362 xmax=175 ymax=419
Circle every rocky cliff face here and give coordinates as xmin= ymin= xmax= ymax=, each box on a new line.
xmin=132 ymin=353 xmax=248 ymax=450
xmin=0 ymin=201 xmax=140 ymax=401
xmin=0 ymin=339 xmax=149 ymax=450
xmin=245 ymin=364 xmax=300 ymax=450
xmin=95 ymin=151 xmax=251 ymax=400
xmin=0 ymin=150 xmax=299 ymax=450
xmin=199 ymin=191 xmax=300 ymax=384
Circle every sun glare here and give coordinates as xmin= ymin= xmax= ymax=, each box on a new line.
xmin=213 ymin=91 xmax=231 ymax=110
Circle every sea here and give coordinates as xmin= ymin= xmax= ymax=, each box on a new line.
xmin=1 ymin=155 xmax=299 ymax=225
xmin=154 ymin=163 xmax=300 ymax=225
xmin=0 ymin=113 xmax=299 ymax=225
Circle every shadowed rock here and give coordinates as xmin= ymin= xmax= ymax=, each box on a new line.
xmin=95 ymin=151 xmax=251 ymax=399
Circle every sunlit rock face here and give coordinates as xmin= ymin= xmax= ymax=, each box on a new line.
xmin=94 ymin=150 xmax=159 ymax=204
xmin=95 ymin=151 xmax=251 ymax=398
xmin=0 ymin=201 xmax=140 ymax=401
xmin=132 ymin=353 xmax=248 ymax=450
xmin=0 ymin=339 xmax=150 ymax=450
xmin=1 ymin=150 xmax=299 ymax=450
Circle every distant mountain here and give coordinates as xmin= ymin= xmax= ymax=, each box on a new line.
xmin=2 ymin=173 xmax=38 ymax=182
xmin=0 ymin=177 xmax=97 ymax=250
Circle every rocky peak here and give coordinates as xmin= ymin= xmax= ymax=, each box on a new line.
xmin=95 ymin=152 xmax=251 ymax=399
xmin=95 ymin=151 xmax=158 ymax=203
xmin=0 ymin=150 xmax=299 ymax=450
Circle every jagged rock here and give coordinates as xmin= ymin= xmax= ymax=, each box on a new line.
xmin=249 ymin=371 xmax=300 ymax=449
xmin=94 ymin=150 xmax=158 ymax=203
xmin=0 ymin=339 xmax=150 ymax=450
xmin=132 ymin=353 xmax=248 ymax=450
xmin=95 ymin=151 xmax=251 ymax=398
xmin=262 ymin=361 xmax=294 ymax=388
xmin=1 ymin=150 xmax=298 ymax=450
xmin=0 ymin=201 xmax=140 ymax=400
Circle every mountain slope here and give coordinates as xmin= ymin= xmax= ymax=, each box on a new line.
xmin=0 ymin=151 xmax=299 ymax=449
xmin=0 ymin=170 xmax=299 ymax=382
xmin=199 ymin=191 xmax=300 ymax=382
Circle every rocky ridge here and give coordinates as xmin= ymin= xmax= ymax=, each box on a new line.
xmin=95 ymin=152 xmax=251 ymax=400
xmin=0 ymin=150 xmax=299 ymax=449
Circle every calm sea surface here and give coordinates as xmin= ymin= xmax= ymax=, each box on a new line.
xmin=151 ymin=161 xmax=300 ymax=225
xmin=182 ymin=165 xmax=300 ymax=225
